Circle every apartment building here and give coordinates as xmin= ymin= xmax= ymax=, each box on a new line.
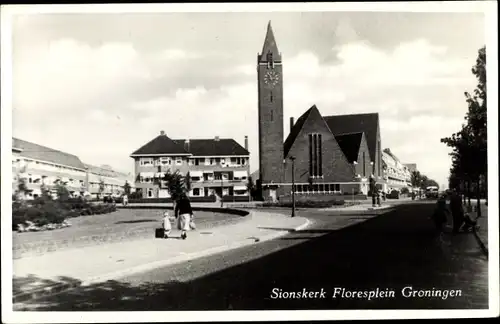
xmin=130 ymin=131 xmax=250 ymax=199
xmin=381 ymin=148 xmax=412 ymax=193
xmin=12 ymin=138 xmax=133 ymax=199
xmin=85 ymin=164 xmax=135 ymax=199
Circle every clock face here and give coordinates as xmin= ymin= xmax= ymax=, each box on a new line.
xmin=264 ymin=71 xmax=279 ymax=87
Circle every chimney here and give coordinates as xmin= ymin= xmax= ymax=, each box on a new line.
xmin=160 ymin=130 xmax=165 ymax=136
xmin=214 ymin=136 xmax=220 ymax=141
xmin=290 ymin=117 xmax=294 ymax=132
xmin=184 ymin=139 xmax=190 ymax=152
xmin=244 ymin=136 xmax=248 ymax=151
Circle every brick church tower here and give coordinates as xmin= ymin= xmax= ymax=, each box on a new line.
xmin=257 ymin=21 xmax=284 ymax=199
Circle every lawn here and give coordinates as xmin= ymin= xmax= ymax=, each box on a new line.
xmin=13 ymin=209 xmax=246 ymax=259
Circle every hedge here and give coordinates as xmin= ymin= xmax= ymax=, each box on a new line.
xmin=12 ymin=196 xmax=117 ymax=230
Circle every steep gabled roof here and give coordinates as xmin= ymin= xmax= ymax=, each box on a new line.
xmin=172 ymin=139 xmax=249 ymax=156
xmin=334 ymin=132 xmax=364 ymax=164
xmin=323 ymin=113 xmax=379 ymax=162
xmin=12 ymin=138 xmax=86 ymax=170
xmin=283 ymin=106 xmax=315 ymax=157
xmin=130 ymin=134 xmax=188 ymax=156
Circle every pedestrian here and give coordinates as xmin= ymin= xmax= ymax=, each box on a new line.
xmin=449 ymin=189 xmax=465 ymax=234
xmin=431 ymin=194 xmax=449 ymax=234
xmin=175 ymin=193 xmax=194 ymax=240
xmin=162 ymin=211 xmax=172 ymax=238
xmin=122 ymin=194 xmax=128 ymax=206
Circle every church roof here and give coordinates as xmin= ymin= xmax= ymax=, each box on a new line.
xmin=283 ymin=105 xmax=315 ymax=157
xmin=323 ymin=113 xmax=379 ymax=162
xmin=259 ymin=21 xmax=281 ymax=62
xmin=334 ymin=132 xmax=364 ymax=164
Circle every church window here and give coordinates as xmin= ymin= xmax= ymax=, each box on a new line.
xmin=270 ymin=92 xmax=273 ymax=102
xmin=266 ymin=52 xmax=274 ymax=68
xmin=308 ymin=133 xmax=323 ymax=178
xmin=270 ymin=110 xmax=274 ymax=122
xmin=363 ymin=152 xmax=366 ymax=176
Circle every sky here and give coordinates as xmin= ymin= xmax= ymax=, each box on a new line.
xmin=9 ymin=9 xmax=486 ymax=189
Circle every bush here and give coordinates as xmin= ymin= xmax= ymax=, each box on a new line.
xmin=12 ymin=194 xmax=117 ymax=231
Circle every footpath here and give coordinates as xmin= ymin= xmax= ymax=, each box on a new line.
xmin=12 ymin=210 xmax=309 ymax=304
xmin=12 ymin=200 xmax=409 ymax=306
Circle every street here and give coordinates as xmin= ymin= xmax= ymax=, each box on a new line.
xmin=16 ymin=202 xmax=488 ymax=311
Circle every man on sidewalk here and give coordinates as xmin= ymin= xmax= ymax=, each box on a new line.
xmin=449 ymin=189 xmax=465 ymax=234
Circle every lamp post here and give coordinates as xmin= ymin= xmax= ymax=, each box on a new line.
xmin=221 ymin=174 xmax=224 ymax=208
xmin=290 ymin=156 xmax=296 ymax=217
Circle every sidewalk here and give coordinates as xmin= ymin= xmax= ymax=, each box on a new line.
xmin=13 ymin=211 xmax=309 ymax=303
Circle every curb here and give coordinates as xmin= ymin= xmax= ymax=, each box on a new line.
xmin=13 ymin=216 xmax=311 ymax=305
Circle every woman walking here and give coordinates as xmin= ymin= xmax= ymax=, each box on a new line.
xmin=175 ymin=194 xmax=193 ymax=240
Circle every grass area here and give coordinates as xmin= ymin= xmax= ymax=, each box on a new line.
xmin=13 ymin=209 xmax=245 ymax=258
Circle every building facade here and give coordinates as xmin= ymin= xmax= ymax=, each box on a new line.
xmin=381 ymin=148 xmax=412 ymax=193
xmin=130 ymin=132 xmax=250 ymax=199
xmin=12 ymin=138 xmax=133 ymax=200
xmin=85 ymin=164 xmax=135 ymax=199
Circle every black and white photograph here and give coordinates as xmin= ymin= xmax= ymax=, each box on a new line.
xmin=1 ymin=2 xmax=498 ymax=322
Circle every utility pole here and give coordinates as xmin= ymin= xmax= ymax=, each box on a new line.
xmin=290 ymin=156 xmax=296 ymax=217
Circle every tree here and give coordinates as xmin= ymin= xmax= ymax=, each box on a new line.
xmin=123 ymin=181 xmax=131 ymax=195
xmin=55 ymin=182 xmax=70 ymax=202
xmin=98 ymin=179 xmax=105 ymax=198
xmin=162 ymin=169 xmax=189 ymax=202
xmin=441 ymin=46 xmax=487 ymax=217
xmin=247 ymin=176 xmax=255 ymax=201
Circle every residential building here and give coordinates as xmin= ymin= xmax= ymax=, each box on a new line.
xmin=12 ymin=137 xmax=132 ymax=200
xmin=256 ymin=22 xmax=385 ymax=201
xmin=382 ymin=148 xmax=412 ymax=192
xmin=404 ymin=163 xmax=418 ymax=173
xmin=85 ymin=164 xmax=135 ymax=199
xmin=130 ymin=131 xmax=250 ymax=199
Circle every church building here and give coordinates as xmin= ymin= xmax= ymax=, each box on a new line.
xmin=256 ymin=22 xmax=385 ymax=201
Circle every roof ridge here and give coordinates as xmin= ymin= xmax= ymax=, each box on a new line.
xmin=13 ymin=137 xmax=80 ymax=157
xmin=324 ymin=112 xmax=379 ymax=119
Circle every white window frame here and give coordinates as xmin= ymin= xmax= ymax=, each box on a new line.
xmin=160 ymin=157 xmax=172 ymax=166
xmin=175 ymin=157 xmax=183 ymax=165
xmin=140 ymin=158 xmax=154 ymax=166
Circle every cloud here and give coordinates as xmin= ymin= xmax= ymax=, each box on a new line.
xmin=12 ymin=33 xmax=478 ymax=189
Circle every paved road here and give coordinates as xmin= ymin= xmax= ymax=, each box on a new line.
xmin=17 ymin=203 xmax=488 ymax=311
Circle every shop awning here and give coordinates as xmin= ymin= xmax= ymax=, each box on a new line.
xmin=189 ymin=171 xmax=203 ymax=177
xmin=233 ymin=171 xmax=248 ymax=178
xmin=233 ymin=185 xmax=248 ymax=191
xmin=140 ymin=172 xmax=155 ymax=178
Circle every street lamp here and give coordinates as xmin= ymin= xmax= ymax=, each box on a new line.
xmin=290 ymin=156 xmax=296 ymax=217
xmin=221 ymin=173 xmax=224 ymax=208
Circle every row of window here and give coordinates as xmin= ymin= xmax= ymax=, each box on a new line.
xmin=139 ymin=157 xmax=248 ymax=167
xmin=13 ymin=158 xmax=85 ymax=176
xmin=139 ymin=174 xmax=248 ymax=184
xmin=144 ymin=187 xmax=248 ymax=198
xmin=292 ymin=183 xmax=341 ymax=193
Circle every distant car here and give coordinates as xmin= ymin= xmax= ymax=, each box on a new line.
xmin=425 ymin=186 xmax=439 ymax=199
xmin=387 ymin=190 xmax=400 ymax=199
